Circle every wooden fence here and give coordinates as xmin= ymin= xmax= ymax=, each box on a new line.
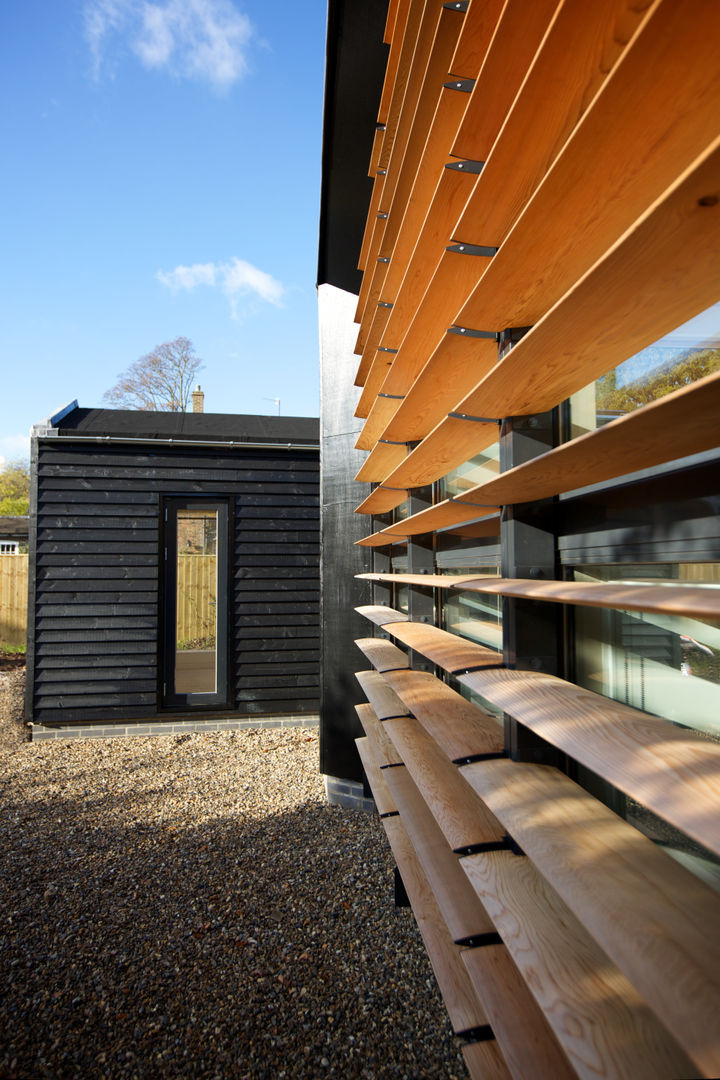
xmin=0 ymin=554 xmax=29 ymax=648
xmin=176 ymin=555 xmax=217 ymax=645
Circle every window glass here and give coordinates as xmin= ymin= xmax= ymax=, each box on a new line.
xmin=573 ymin=562 xmax=720 ymax=888
xmin=439 ymin=443 xmax=500 ymax=499
xmin=569 ymin=301 xmax=720 ymax=438
xmin=442 ymin=567 xmax=501 ymax=651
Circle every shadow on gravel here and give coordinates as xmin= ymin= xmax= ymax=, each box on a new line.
xmin=0 ymin=756 xmax=464 ymax=1080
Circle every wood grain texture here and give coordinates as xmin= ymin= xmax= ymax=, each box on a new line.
xmin=447 ymin=0 xmax=505 ymax=80
xmin=379 ymin=332 xmax=497 ymax=442
xmin=355 ymin=604 xmax=409 ymax=628
xmin=356 ymin=572 xmax=720 ymax=620
xmin=379 ymin=498 xmax=498 ymax=536
xmin=460 ymin=757 xmax=720 ymax=1076
xmin=381 ymin=413 xmax=498 ymax=491
xmin=382 ymin=667 xmax=504 ymax=761
xmin=354 ymin=702 xmax=401 ymax=769
xmin=355 ymin=636 xmax=409 ymax=674
xmin=383 ymin=619 xmax=503 ymax=673
xmin=377 ymin=0 xmax=427 ymax=171
xmin=377 ymin=0 xmax=413 ymax=126
xmin=355 ymin=668 xmax=412 ymax=722
xmin=461 ymin=944 xmax=576 ymax=1080
xmin=355 ymin=735 xmax=397 ymax=817
xmin=458 ymin=664 xmax=720 ymax=857
xmin=380 ymin=814 xmax=502 ymax=1049
xmin=354 ymin=531 xmax=402 ymax=548
xmin=458 ymin=0 xmax=720 ymax=334
xmin=379 ymin=756 xmax=497 ymax=944
xmin=455 ymin=0 xmax=655 ymax=248
xmin=462 ymin=850 xmax=694 ymax=1080
xmin=382 ymin=713 xmax=505 ymax=850
xmin=355 ymin=394 xmax=401 ymax=452
xmin=354 ymin=346 xmax=396 ymax=420
xmin=447 ymin=370 xmax=720 ymax=508
xmin=354 ymin=439 xmax=408 ymax=484
xmin=461 ymin=1040 xmax=512 ymax=1080
xmin=354 ymin=486 xmax=408 ymax=517
xmin=451 ymin=0 xmax=562 ymax=162
xmin=356 ymin=172 xmax=385 ymax=282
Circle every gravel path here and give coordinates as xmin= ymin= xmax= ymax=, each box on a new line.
xmin=0 ymin=669 xmax=467 ymax=1079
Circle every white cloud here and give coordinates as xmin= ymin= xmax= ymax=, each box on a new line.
xmin=0 ymin=434 xmax=31 ymax=465
xmin=157 ymin=256 xmax=285 ymax=317
xmin=84 ymin=0 xmax=253 ymax=89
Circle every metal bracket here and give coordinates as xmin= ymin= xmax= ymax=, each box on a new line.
xmin=455 ymin=931 xmax=502 ymax=949
xmin=454 ymin=833 xmax=525 ymax=857
xmin=379 ymin=760 xmax=406 ymax=769
xmin=452 ymin=751 xmax=507 ymax=766
xmin=451 ymin=662 xmax=505 ymax=676
xmin=447 ymin=325 xmax=497 ymax=340
xmin=379 ymin=438 xmax=409 ymax=446
xmin=444 ymin=77 xmax=475 ymax=93
xmin=458 ymin=1025 xmax=495 ymax=1044
xmin=447 ymin=241 xmax=498 ymax=257
xmin=445 ymin=158 xmax=485 ymax=175
xmin=377 ymin=346 xmax=398 ymax=353
xmin=443 ymin=0 xmax=469 ymax=11
xmin=380 ymin=810 xmax=399 ymax=819
xmin=378 ymin=392 xmax=404 ymax=401
xmin=378 ymin=301 xmax=393 ymax=309
xmin=377 ymin=212 xmax=388 ymax=219
xmin=377 ymin=256 xmax=390 ymax=264
xmin=448 ymin=411 xmax=501 ymax=424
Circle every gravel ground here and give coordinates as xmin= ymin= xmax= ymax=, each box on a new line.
xmin=0 ymin=668 xmax=467 ymax=1079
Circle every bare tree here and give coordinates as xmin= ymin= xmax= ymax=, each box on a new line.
xmin=103 ymin=337 xmax=204 ymax=412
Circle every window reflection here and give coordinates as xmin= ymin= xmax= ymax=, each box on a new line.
xmin=570 ymin=301 xmax=720 ymax=437
xmin=175 ymin=509 xmax=218 ymax=694
xmin=442 ymin=567 xmax=501 ymax=651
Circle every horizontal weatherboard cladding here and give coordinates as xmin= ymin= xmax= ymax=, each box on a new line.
xmin=29 ymin=431 xmax=319 ymax=727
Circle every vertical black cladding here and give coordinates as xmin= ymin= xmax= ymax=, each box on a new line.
xmin=28 ymin=427 xmax=320 ymax=727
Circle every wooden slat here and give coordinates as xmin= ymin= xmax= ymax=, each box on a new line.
xmin=441 ymin=369 xmax=720 ymax=509
xmin=354 ymin=439 xmax=408 ymax=483
xmin=355 ymin=669 xmax=412 ymax=722
xmin=378 ymin=135 xmax=720 ymax=490
xmin=461 ymin=1040 xmax=511 ymax=1080
xmin=355 ymin=604 xmax=409 ymax=628
xmin=456 ymin=0 xmax=656 ymax=250
xmin=355 ymin=702 xmax=402 ymax=769
xmin=447 ymin=0 xmax=505 ymax=79
xmin=379 ymin=758 xmax=497 ymax=944
xmin=378 ymin=0 xmax=426 ymax=168
xmin=457 ymin=665 xmax=720 ymax=857
xmin=355 ymin=393 xmax=400 ymax=451
xmin=357 ymin=572 xmax=720 ymax=620
xmin=456 ymin=0 xmax=720 ymax=330
xmin=354 ymin=531 xmax=400 ymax=548
xmin=378 ymin=813 xmax=503 ymax=1055
xmin=461 ymin=850 xmax=694 ymax=1080
xmin=383 ymin=0 xmax=401 ymax=46
xmin=354 ymin=345 xmax=396 ymax=420
xmin=355 ymin=259 xmax=389 ymax=342
xmin=356 ymin=735 xmax=397 ymax=817
xmin=356 ymin=173 xmax=385 ymax=283
xmin=356 ymin=608 xmax=503 ymax=672
xmin=355 ymin=636 xmax=409 ymax=674
xmin=376 ymin=332 xmax=498 ymax=444
xmin=378 ymin=499 xmax=498 ymax=535
xmin=382 ymin=714 xmax=505 ymax=851
xmin=354 ymin=487 xmax=408 ymax=516
xmin=377 ymin=0 xmax=412 ymax=124
xmin=459 ymin=757 xmax=720 ymax=1076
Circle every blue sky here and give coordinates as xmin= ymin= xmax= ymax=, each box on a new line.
xmin=0 ymin=0 xmax=327 ymax=463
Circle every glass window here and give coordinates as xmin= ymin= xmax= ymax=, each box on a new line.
xmin=569 ymin=301 xmax=720 ymax=438
xmin=439 ymin=443 xmax=500 ymax=500
xmin=442 ymin=567 xmax=501 ymax=651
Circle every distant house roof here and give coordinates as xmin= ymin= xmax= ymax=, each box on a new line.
xmin=0 ymin=516 xmax=29 ymax=540
xmin=33 ymin=403 xmax=319 ymax=446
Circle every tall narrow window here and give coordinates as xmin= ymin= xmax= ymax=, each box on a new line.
xmin=162 ymin=499 xmax=229 ymax=708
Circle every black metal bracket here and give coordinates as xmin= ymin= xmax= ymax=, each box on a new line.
xmin=457 ymin=1025 xmax=495 ymax=1044
xmin=444 ymin=0 xmax=469 ymax=11
xmin=451 ymin=662 xmax=505 ymax=676
xmin=455 ymin=931 xmax=502 ymax=949
xmin=447 ymin=325 xmax=498 ymax=340
xmin=380 ymin=810 xmax=399 ymax=819
xmin=380 ymin=761 xmax=405 ymax=769
xmin=447 ymin=242 xmax=498 ymax=257
xmin=448 ymin=411 xmax=501 ymax=424
xmin=377 ymin=256 xmax=390 ymax=264
xmin=378 ymin=301 xmax=393 ymax=309
xmin=454 ymin=833 xmax=525 ymax=857
xmin=445 ymin=158 xmax=485 ymax=175
xmin=452 ymin=751 xmax=507 ymax=766
xmin=444 ymin=77 xmax=475 ymax=93
xmin=378 ymin=712 xmax=413 ymax=722
xmin=378 ymin=392 xmax=404 ymax=401
xmin=378 ymin=346 xmax=398 ymax=353
xmin=377 ymin=212 xmax=388 ymax=219
xmin=379 ymin=438 xmax=409 ymax=446
xmin=394 ymin=866 xmax=410 ymax=908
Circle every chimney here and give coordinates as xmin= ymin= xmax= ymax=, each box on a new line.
xmin=192 ymin=385 xmax=204 ymax=413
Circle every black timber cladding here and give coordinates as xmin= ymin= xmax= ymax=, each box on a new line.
xmin=27 ymin=408 xmax=319 ymax=727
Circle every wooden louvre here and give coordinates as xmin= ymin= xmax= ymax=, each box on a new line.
xmin=337 ymin=0 xmax=720 ymax=1074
